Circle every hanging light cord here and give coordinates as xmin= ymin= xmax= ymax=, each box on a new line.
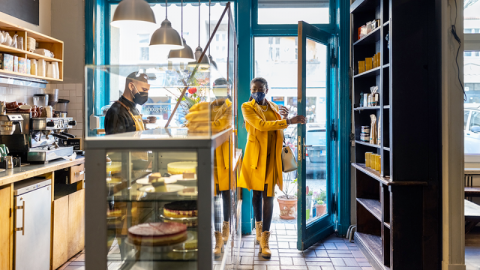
xmin=198 ymin=0 xmax=201 ymax=47
xmin=166 ymin=0 xmax=168 ymax=19
xmin=181 ymin=0 xmax=183 ymax=37
xmin=208 ymin=0 xmax=211 ymax=55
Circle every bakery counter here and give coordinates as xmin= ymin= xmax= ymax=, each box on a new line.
xmin=0 ymin=157 xmax=85 ymax=186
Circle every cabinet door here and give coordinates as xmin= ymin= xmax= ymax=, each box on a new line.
xmin=0 ymin=185 xmax=11 ymax=270
xmin=68 ymin=189 xmax=85 ymax=258
xmin=52 ymin=196 xmax=69 ymax=270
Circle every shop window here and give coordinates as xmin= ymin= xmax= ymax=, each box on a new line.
xmin=464 ymin=49 xmax=480 ymax=154
xmin=257 ymin=0 xmax=329 ymax=25
xmin=465 ymin=110 xmax=471 ymax=130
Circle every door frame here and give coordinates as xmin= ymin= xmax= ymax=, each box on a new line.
xmin=297 ymin=21 xmax=336 ymax=250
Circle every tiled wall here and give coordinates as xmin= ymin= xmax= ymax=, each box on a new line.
xmin=45 ymin=83 xmax=84 ymax=138
xmin=0 ymin=84 xmax=46 ymax=105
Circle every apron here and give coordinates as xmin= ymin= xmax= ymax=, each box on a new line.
xmin=115 ymin=100 xmax=145 ymax=131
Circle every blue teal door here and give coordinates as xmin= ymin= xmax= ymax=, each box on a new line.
xmin=297 ymin=21 xmax=336 ymax=250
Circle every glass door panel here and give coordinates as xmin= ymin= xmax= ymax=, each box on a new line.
xmin=297 ymin=21 xmax=335 ymax=250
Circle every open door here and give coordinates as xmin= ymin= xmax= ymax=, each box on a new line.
xmin=297 ymin=21 xmax=337 ymax=250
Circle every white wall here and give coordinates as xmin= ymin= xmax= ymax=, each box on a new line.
xmin=0 ymin=0 xmax=52 ymax=36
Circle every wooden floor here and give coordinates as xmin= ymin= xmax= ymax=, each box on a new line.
xmin=466 ymin=226 xmax=480 ymax=270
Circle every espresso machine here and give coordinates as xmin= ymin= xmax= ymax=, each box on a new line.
xmin=0 ymin=110 xmax=77 ymax=164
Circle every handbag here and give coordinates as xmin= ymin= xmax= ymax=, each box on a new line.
xmin=282 ymin=141 xmax=297 ymax=172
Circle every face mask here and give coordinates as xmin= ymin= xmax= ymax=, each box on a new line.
xmin=132 ymin=84 xmax=148 ymax=105
xmin=251 ymin=92 xmax=266 ymax=104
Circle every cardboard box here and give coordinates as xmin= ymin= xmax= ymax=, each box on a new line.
xmin=0 ymin=53 xmax=14 ymax=71
xmin=13 ymin=56 xmax=18 ymax=72
xmin=18 ymin=57 xmax=26 ymax=74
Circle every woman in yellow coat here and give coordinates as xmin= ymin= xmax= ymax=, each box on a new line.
xmin=238 ymin=77 xmax=305 ymax=259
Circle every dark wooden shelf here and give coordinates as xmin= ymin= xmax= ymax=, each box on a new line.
xmin=355 ymin=140 xmax=381 ymax=149
xmin=354 ymin=66 xmax=381 ymax=79
xmin=350 ymin=0 xmax=380 ymax=13
xmin=357 ymin=198 xmax=382 ymax=222
xmin=355 ymin=232 xmax=389 ymax=270
xmin=354 ymin=106 xmax=381 ymax=111
xmin=352 ymin=163 xmax=390 ymax=185
xmin=384 ymin=222 xmax=391 ymax=229
xmin=353 ymin=27 xmax=381 ymax=46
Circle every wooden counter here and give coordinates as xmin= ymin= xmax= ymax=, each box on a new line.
xmin=0 ymin=157 xmax=84 ymax=186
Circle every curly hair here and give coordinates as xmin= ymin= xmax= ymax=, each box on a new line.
xmin=250 ymin=77 xmax=269 ymax=90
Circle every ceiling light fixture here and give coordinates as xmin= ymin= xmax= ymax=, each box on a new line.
xmin=168 ymin=0 xmax=195 ymax=62
xmin=189 ymin=0 xmax=210 ymax=70
xmin=150 ymin=0 xmax=184 ymax=50
xmin=111 ymin=0 xmax=156 ymax=29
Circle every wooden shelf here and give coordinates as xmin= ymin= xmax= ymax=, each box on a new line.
xmin=354 ymin=106 xmax=381 ymax=111
xmin=0 ymin=44 xmax=62 ymax=62
xmin=0 ymin=69 xmax=61 ymax=82
xmin=357 ymin=198 xmax=382 ymax=222
xmin=350 ymin=0 xmax=380 ymax=13
xmin=352 ymin=163 xmax=390 ymax=185
xmin=355 ymin=140 xmax=381 ymax=149
xmin=355 ymin=232 xmax=389 ymax=270
xmin=354 ymin=27 xmax=381 ymax=46
xmin=354 ymin=66 xmax=381 ymax=79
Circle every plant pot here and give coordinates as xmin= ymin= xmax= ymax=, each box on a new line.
xmin=316 ymin=204 xmax=326 ymax=217
xmin=277 ymin=195 xmax=297 ymax=220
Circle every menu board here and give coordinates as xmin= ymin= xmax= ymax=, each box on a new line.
xmin=0 ymin=0 xmax=39 ymax=25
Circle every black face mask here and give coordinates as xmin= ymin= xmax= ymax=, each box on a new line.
xmin=132 ymin=84 xmax=148 ymax=105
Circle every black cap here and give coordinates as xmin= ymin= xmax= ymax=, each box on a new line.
xmin=126 ymin=71 xmax=148 ymax=83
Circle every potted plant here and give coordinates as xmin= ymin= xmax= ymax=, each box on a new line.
xmin=277 ymin=172 xmax=297 ymax=220
xmin=314 ymin=190 xmax=327 ymax=217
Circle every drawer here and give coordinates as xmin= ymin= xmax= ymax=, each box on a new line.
xmin=69 ymin=164 xmax=85 ymax=184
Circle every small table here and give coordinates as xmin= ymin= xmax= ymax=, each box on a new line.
xmin=465 ymin=199 xmax=480 ymax=233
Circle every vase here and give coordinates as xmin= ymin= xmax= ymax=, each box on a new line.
xmin=277 ymin=196 xmax=297 ymax=220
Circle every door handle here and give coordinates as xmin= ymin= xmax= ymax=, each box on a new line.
xmin=15 ymin=201 xmax=25 ymax=235
xmin=75 ymin=171 xmax=85 ymax=177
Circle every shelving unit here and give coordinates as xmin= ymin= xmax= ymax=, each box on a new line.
xmin=351 ymin=0 xmax=442 ymax=269
xmin=0 ymin=19 xmax=64 ymax=82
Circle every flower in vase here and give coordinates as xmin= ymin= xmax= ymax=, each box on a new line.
xmin=188 ymin=87 xmax=197 ymax=94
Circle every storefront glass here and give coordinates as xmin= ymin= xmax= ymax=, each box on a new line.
xmin=257 ymin=0 xmax=329 ymax=25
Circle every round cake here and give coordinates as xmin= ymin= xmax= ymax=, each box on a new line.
xmin=164 ymin=200 xmax=198 ymax=218
xmin=167 ymin=162 xmax=196 ymax=175
xmin=128 ymin=222 xmax=187 ymax=246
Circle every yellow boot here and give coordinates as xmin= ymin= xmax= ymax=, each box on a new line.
xmin=222 ymin=221 xmax=230 ymax=243
xmin=259 ymin=231 xmax=272 ymax=259
xmin=255 ymin=221 xmax=263 ymax=244
xmin=214 ymin=231 xmax=224 ymax=258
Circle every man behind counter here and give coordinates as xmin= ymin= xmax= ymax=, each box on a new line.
xmin=105 ymin=72 xmax=150 ymax=135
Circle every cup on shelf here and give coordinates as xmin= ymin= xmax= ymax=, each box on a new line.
xmin=17 ymin=37 xmax=23 ymax=50
xmin=27 ymin=37 xmax=36 ymax=52
xmin=370 ymin=154 xmax=376 ymax=170
xmin=365 ymin=57 xmax=373 ymax=71
xmin=375 ymin=155 xmax=381 ymax=172
xmin=358 ymin=60 xmax=365 ymax=74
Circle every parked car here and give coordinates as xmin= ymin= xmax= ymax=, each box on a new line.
xmin=464 ymin=104 xmax=480 ymax=154
xmin=306 ymin=128 xmax=327 ymax=179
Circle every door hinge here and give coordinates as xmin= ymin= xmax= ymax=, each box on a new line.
xmin=331 ymin=120 xmax=337 ymax=141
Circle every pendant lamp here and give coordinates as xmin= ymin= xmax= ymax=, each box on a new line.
xmin=150 ymin=0 xmax=184 ymax=50
xmin=111 ymin=0 xmax=156 ymax=29
xmin=188 ymin=0 xmax=210 ymax=70
xmin=168 ymin=0 xmax=195 ymax=62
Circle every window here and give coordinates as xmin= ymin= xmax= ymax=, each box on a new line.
xmin=257 ymin=0 xmax=329 ymax=24
xmin=295 ymin=48 xmax=298 ymax=60
xmin=138 ymin=34 xmax=150 ymax=61
xmin=222 ymin=34 xmax=226 ymax=41
xmin=465 ymin=110 xmax=471 ymax=130
xmin=464 ymin=1 xmax=480 ymax=155
xmin=216 ymin=34 xmax=220 ymax=41
xmin=269 ymin=47 xmax=273 ymax=60
xmin=268 ymin=37 xmax=273 ymax=44
xmin=275 ymin=37 xmax=280 ymax=45
xmin=275 ymin=48 xmax=280 ymax=60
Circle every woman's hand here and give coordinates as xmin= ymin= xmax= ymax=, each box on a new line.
xmin=279 ymin=106 xmax=289 ymax=118
xmin=289 ymin=115 xmax=306 ymax=125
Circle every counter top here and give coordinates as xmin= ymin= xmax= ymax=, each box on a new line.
xmin=0 ymin=157 xmax=85 ymax=186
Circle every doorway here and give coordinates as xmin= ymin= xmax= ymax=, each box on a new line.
xmin=253 ymin=22 xmax=336 ymax=250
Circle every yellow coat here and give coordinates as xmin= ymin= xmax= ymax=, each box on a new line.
xmin=238 ymin=99 xmax=288 ymax=196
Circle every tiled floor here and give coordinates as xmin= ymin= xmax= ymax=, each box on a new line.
xmin=57 ymin=223 xmax=372 ymax=270
xmin=236 ymin=223 xmax=372 ymax=270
